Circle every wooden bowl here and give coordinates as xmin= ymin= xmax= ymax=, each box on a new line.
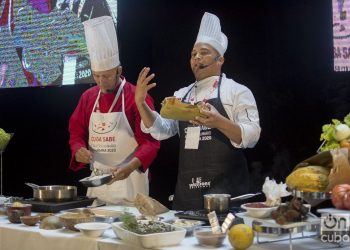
xmin=59 ymin=212 xmax=96 ymax=231
xmin=20 ymin=215 xmax=40 ymax=226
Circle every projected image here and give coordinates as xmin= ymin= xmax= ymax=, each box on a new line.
xmin=333 ymin=0 xmax=350 ymax=71
xmin=0 ymin=0 xmax=117 ymax=88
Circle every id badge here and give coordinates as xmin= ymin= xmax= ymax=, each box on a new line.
xmin=185 ymin=126 xmax=200 ymax=149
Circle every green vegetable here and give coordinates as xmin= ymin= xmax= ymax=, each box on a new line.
xmin=0 ymin=128 xmax=11 ymax=151
xmin=119 ymin=212 xmax=173 ymax=234
xmin=319 ymin=113 xmax=350 ymax=152
xmin=120 ymin=212 xmax=138 ymax=231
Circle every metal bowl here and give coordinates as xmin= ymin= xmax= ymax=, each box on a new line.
xmin=292 ymin=190 xmax=331 ymax=206
xmin=79 ymin=174 xmax=113 ymax=187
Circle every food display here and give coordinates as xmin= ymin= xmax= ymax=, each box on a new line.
xmin=120 ymin=212 xmax=173 ymax=234
xmin=286 ymin=166 xmax=330 ymax=192
xmin=270 ymin=197 xmax=309 ymax=225
xmin=165 ymin=218 xmax=204 ymax=236
xmin=319 ymin=113 xmax=350 ymax=152
xmin=331 ymin=184 xmax=350 ymax=210
xmin=159 ymin=96 xmax=207 ymax=121
xmin=112 ymin=213 xmax=186 ymax=248
xmin=59 ymin=212 xmax=96 ymax=231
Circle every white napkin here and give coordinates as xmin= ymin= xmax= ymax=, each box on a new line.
xmin=262 ymin=177 xmax=291 ymax=207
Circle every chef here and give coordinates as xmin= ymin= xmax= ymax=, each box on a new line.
xmin=135 ymin=12 xmax=261 ymax=210
xmin=68 ymin=16 xmax=160 ymax=205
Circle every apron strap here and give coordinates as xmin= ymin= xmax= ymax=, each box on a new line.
xmin=92 ymin=78 xmax=126 ymax=113
xmin=108 ymin=78 xmax=126 ymax=113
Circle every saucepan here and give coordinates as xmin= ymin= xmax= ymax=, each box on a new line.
xmin=25 ymin=183 xmax=77 ymax=202
xmin=203 ymin=192 xmax=261 ymax=213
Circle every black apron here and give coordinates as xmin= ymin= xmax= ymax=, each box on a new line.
xmin=172 ymin=76 xmax=249 ymax=211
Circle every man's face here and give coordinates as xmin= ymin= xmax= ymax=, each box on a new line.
xmin=92 ymin=67 xmax=120 ymax=93
xmin=190 ymin=43 xmax=223 ymax=81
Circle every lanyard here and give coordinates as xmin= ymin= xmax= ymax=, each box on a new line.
xmin=189 ymin=79 xmax=219 ymax=104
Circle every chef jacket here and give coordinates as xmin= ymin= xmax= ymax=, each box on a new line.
xmin=141 ymin=74 xmax=261 ymax=148
xmin=69 ymin=76 xmax=160 ymax=171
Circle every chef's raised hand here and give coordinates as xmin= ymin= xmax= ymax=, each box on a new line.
xmin=75 ymin=147 xmax=92 ymax=164
xmin=135 ymin=67 xmax=156 ymax=105
xmin=191 ymin=103 xmax=222 ymax=128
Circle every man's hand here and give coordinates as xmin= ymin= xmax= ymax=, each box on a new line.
xmin=75 ymin=147 xmax=92 ymax=164
xmin=190 ymin=103 xmax=222 ymax=128
xmin=107 ymin=158 xmax=142 ymax=185
xmin=135 ymin=67 xmax=156 ymax=105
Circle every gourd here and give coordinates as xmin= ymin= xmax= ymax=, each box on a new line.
xmin=39 ymin=216 xmax=63 ymax=230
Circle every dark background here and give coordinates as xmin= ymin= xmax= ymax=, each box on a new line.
xmin=0 ymin=0 xmax=349 ymax=208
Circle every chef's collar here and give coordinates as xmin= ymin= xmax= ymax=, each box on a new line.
xmin=194 ymin=75 xmax=219 ymax=89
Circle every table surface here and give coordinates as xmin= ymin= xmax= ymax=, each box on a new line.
xmin=0 ymin=205 xmax=348 ymax=250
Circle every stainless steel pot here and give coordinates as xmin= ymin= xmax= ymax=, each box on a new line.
xmin=25 ymin=183 xmax=77 ymax=202
xmin=203 ymin=192 xmax=261 ymax=213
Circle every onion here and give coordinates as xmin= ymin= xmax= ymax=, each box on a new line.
xmin=333 ymin=124 xmax=350 ymax=141
xmin=331 ymin=184 xmax=350 ymax=210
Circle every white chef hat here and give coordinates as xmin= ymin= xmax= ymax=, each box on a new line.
xmin=195 ymin=12 xmax=228 ymax=56
xmin=83 ymin=16 xmax=119 ymax=71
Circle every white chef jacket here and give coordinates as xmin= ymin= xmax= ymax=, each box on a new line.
xmin=141 ymin=74 xmax=261 ymax=148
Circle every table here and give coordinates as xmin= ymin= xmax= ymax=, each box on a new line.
xmin=0 ymin=206 xmax=346 ymax=250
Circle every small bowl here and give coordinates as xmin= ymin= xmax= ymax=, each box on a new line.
xmin=241 ymin=202 xmax=277 ymax=218
xmin=194 ymin=226 xmax=227 ymax=248
xmin=75 ymin=222 xmax=111 ymax=237
xmin=20 ymin=215 xmax=40 ymax=226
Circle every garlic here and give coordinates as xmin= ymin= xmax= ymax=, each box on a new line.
xmin=333 ymin=124 xmax=350 ymax=141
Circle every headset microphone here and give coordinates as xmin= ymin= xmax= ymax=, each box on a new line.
xmin=198 ymin=55 xmax=220 ymax=69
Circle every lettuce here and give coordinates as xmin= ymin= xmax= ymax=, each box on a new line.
xmin=319 ymin=113 xmax=350 ymax=152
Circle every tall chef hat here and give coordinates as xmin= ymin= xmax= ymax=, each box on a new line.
xmin=195 ymin=12 xmax=228 ymax=56
xmin=83 ymin=16 xmax=119 ymax=71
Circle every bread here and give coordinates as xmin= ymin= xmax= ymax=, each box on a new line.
xmin=134 ymin=193 xmax=169 ymax=216
xmin=160 ymin=96 xmax=206 ymax=121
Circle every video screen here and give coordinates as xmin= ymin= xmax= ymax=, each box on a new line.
xmin=333 ymin=0 xmax=350 ymax=71
xmin=0 ymin=0 xmax=117 ymax=88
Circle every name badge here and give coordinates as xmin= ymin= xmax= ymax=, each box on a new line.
xmin=185 ymin=126 xmax=200 ymax=149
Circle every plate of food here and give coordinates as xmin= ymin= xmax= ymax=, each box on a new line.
xmin=238 ymin=198 xmax=317 ymax=229
xmin=111 ymin=213 xmax=186 ymax=248
xmin=164 ymin=218 xmax=205 ymax=236
xmin=241 ymin=202 xmax=278 ymax=219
